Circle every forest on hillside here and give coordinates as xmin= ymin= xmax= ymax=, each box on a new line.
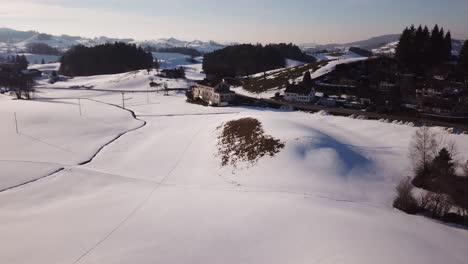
xmin=145 ymin=46 xmax=202 ymax=57
xmin=59 ymin=42 xmax=154 ymax=76
xmin=203 ymin=43 xmax=315 ymax=78
xmin=396 ymin=25 xmax=452 ymax=71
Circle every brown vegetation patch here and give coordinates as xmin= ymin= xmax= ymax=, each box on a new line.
xmin=217 ymin=118 xmax=285 ymax=167
xmin=242 ymin=61 xmax=327 ymax=94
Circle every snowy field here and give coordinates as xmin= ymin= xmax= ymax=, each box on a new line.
xmin=312 ymin=50 xmax=364 ymax=61
xmin=1 ymin=59 xmax=468 ymax=263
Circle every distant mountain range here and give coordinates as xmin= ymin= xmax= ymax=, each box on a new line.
xmin=299 ymin=34 xmax=401 ymax=53
xmin=0 ymin=27 xmax=464 ymax=58
xmin=0 ymin=27 xmax=227 ymax=54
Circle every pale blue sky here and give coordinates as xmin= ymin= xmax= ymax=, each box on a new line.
xmin=1 ymin=0 xmax=467 ymax=44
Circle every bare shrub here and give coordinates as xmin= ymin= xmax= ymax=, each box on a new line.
xmin=217 ymin=118 xmax=285 ymax=167
xmin=419 ymin=191 xmax=454 ymax=218
xmin=409 ymin=126 xmax=439 ymax=187
xmin=462 ymin=160 xmax=468 ymax=177
xmin=393 ymin=177 xmax=419 ymax=214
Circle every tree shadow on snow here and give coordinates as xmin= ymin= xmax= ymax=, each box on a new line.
xmin=295 ymin=128 xmax=374 ymax=176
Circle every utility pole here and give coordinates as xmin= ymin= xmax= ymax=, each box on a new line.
xmin=78 ymin=98 xmax=82 ymax=116
xmin=121 ymin=92 xmax=125 ymax=109
xmin=164 ymin=82 xmax=169 ymax=96
xmin=14 ymin=112 xmax=18 ymax=134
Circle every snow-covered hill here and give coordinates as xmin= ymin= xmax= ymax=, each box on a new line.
xmin=304 ymin=34 xmax=464 ymax=57
xmin=137 ymin=38 xmax=225 ymax=53
xmin=372 ymin=39 xmax=464 ymax=56
xmin=0 ymin=28 xmax=226 ymax=56
xmin=301 ymin=34 xmax=401 ymax=53
xmin=1 ymin=70 xmax=468 ymax=263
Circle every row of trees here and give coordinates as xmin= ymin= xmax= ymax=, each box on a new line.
xmin=203 ymin=43 xmax=315 ymax=78
xmin=394 ymin=127 xmax=468 ymax=224
xmin=2 ymin=55 xmax=29 ymax=69
xmin=145 ymin=46 xmax=202 ymax=58
xmin=26 ymin=43 xmax=61 ymax=56
xmin=0 ymin=55 xmax=34 ymax=99
xmin=59 ymin=42 xmax=154 ymax=76
xmin=396 ymin=25 xmax=452 ymax=69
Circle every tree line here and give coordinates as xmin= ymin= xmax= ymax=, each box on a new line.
xmin=0 ymin=55 xmax=34 ymax=99
xmin=396 ymin=25 xmax=452 ymax=70
xmin=145 ymin=46 xmax=202 ymax=58
xmin=59 ymin=42 xmax=154 ymax=76
xmin=203 ymin=43 xmax=315 ymax=78
xmin=26 ymin=43 xmax=61 ymax=56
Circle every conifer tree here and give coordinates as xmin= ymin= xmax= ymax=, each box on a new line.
xmin=302 ymin=70 xmax=312 ymax=87
xmin=457 ymin=40 xmax=468 ymax=79
xmin=444 ymin=31 xmax=452 ymax=60
xmin=431 ymin=148 xmax=455 ymax=180
xmin=396 ymin=27 xmax=412 ymax=65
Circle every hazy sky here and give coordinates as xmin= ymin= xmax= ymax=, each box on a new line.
xmin=1 ymin=0 xmax=467 ymax=44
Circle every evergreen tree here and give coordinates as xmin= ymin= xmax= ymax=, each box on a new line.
xmin=430 ymin=148 xmax=456 ymax=187
xmin=444 ymin=31 xmax=452 ymax=60
xmin=422 ymin=26 xmax=432 ymax=64
xmin=396 ymin=27 xmax=412 ymax=65
xmin=457 ymin=40 xmax=468 ymax=80
xmin=302 ymin=70 xmax=312 ymax=87
xmin=414 ymin=25 xmax=425 ymax=64
xmin=430 ymin=25 xmax=446 ymax=64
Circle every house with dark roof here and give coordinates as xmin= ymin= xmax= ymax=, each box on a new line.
xmin=284 ymin=84 xmax=315 ymax=103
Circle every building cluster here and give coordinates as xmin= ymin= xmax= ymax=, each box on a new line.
xmin=281 ymin=58 xmax=468 ymax=117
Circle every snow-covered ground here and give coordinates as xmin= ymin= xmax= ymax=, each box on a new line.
xmin=309 ymin=56 xmax=369 ymax=80
xmin=372 ymin=41 xmax=399 ymax=56
xmin=152 ymin=52 xmax=205 ymax=80
xmin=312 ymin=50 xmax=364 ymax=61
xmin=28 ymin=62 xmax=60 ymax=75
xmin=1 ymin=60 xmax=468 ymax=263
xmin=0 ymin=95 xmax=142 ymax=191
xmin=153 ymin=52 xmax=195 ymax=69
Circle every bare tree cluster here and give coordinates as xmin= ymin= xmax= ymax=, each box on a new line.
xmin=394 ymin=126 xmax=468 ymax=225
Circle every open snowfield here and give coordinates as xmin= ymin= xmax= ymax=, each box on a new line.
xmin=0 ymin=95 xmax=143 ymax=191
xmin=312 ymin=50 xmax=364 ymax=61
xmin=1 ymin=62 xmax=468 ymax=263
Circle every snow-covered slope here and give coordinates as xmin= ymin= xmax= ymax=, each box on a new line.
xmin=0 ymin=28 xmax=225 ymax=57
xmin=372 ymin=41 xmax=399 ymax=55
xmin=312 ymin=50 xmax=365 ymax=61
xmin=15 ymin=34 xmax=82 ymax=50
xmin=0 ymin=95 xmax=142 ymax=191
xmin=1 ymin=83 xmax=468 ymax=263
xmin=233 ymin=57 xmax=370 ymax=99
xmin=309 ymin=57 xmax=369 ymax=79
xmin=301 ymin=34 xmax=401 ymax=53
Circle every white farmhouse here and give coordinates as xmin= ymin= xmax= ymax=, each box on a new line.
xmin=284 ymin=84 xmax=315 ymax=103
xmin=192 ymin=81 xmax=236 ymax=106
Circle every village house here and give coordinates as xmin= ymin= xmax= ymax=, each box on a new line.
xmin=284 ymin=84 xmax=315 ymax=103
xmin=191 ymin=81 xmax=236 ymax=106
